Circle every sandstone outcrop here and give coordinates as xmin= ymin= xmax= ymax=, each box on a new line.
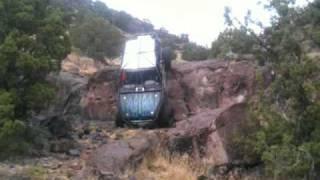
xmin=61 ymin=53 xmax=105 ymax=76
xmin=80 ymin=60 xmax=258 ymax=178
xmin=81 ymin=67 xmax=119 ymax=121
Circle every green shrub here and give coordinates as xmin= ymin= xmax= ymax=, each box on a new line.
xmin=70 ymin=16 xmax=124 ymax=60
xmin=182 ymin=43 xmax=209 ymax=61
xmin=226 ymin=1 xmax=320 ymax=178
xmin=0 ymin=0 xmax=70 ymax=158
xmin=0 ymin=120 xmax=31 ymax=158
xmin=210 ymin=28 xmax=256 ymax=59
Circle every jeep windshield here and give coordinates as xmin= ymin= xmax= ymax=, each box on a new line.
xmin=119 ymin=68 xmax=161 ymax=92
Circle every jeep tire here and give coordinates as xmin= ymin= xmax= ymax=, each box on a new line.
xmin=158 ymin=99 xmax=174 ymax=127
xmin=162 ymin=47 xmax=172 ymax=71
xmin=115 ymin=112 xmax=124 ymax=127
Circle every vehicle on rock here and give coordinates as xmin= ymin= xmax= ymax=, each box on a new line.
xmin=116 ymin=35 xmax=173 ymax=128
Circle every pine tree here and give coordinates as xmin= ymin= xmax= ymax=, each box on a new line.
xmin=0 ymin=0 xmax=70 ymax=157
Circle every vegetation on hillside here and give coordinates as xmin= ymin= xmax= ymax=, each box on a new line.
xmin=157 ymin=30 xmax=210 ymax=61
xmin=182 ymin=43 xmax=210 ymax=61
xmin=50 ymin=0 xmax=209 ymax=62
xmin=49 ymin=0 xmax=155 ymax=61
xmin=0 ymin=0 xmax=70 ymax=158
xmin=50 ymin=0 xmax=125 ymax=60
xmin=112 ymin=11 xmax=154 ymax=33
xmin=50 ymin=0 xmax=155 ymax=35
xmin=70 ymin=16 xmax=124 ymax=60
xmin=211 ymin=28 xmax=256 ymax=59
xmin=220 ymin=0 xmax=320 ymax=178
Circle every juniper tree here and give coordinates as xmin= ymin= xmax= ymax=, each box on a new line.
xmin=0 ymin=0 xmax=70 ymax=157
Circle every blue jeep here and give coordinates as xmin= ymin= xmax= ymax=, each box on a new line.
xmin=116 ymin=35 xmax=173 ymax=127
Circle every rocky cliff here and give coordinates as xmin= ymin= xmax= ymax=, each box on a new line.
xmin=1 ymin=58 xmax=259 ymax=179
xmin=75 ymin=60 xmax=258 ymax=179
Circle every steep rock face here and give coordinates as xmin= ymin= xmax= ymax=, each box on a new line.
xmin=81 ymin=60 xmax=256 ymax=122
xmin=51 ymin=72 xmax=88 ymax=117
xmin=80 ymin=67 xmax=119 ymax=121
xmin=35 ymin=72 xmax=88 ymax=138
xmin=168 ymin=60 xmax=255 ymax=121
xmin=166 ymin=60 xmax=256 ymax=166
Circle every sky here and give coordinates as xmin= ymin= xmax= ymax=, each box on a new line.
xmin=101 ymin=0 xmax=308 ymax=46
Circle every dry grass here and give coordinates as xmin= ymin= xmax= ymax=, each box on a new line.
xmin=109 ymin=129 xmax=146 ymax=140
xmin=130 ymin=150 xmax=207 ymax=180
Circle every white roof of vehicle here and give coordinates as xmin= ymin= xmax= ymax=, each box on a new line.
xmin=121 ymin=35 xmax=157 ymax=70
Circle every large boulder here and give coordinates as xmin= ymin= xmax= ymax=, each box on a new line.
xmin=168 ymin=103 xmax=248 ymax=166
xmin=51 ymin=72 xmax=88 ymax=118
xmin=81 ymin=131 xmax=160 ymax=178
xmin=33 ymin=72 xmax=88 ymax=138
xmin=166 ymin=60 xmax=256 ymax=166
xmin=168 ymin=60 xmax=256 ymax=121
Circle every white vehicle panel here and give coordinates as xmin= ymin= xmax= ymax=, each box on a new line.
xmin=121 ymin=35 xmax=157 ymax=70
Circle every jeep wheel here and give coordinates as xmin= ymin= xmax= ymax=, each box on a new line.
xmin=158 ymin=101 xmax=174 ymax=128
xmin=162 ymin=47 xmax=172 ymax=71
xmin=164 ymin=57 xmax=171 ymax=71
xmin=115 ymin=112 xmax=124 ymax=128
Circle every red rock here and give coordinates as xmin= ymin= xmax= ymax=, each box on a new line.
xmin=87 ymin=132 xmax=159 ymax=175
xmin=81 ymin=67 xmax=119 ymax=121
xmin=79 ymin=60 xmax=258 ymax=178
